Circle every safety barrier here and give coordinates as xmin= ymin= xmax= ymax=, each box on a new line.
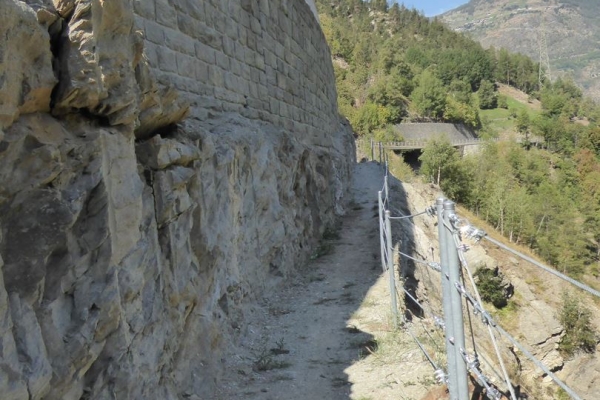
xmin=375 ymin=159 xmax=592 ymax=400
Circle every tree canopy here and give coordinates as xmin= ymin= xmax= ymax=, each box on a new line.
xmin=316 ymin=0 xmax=543 ymax=133
xmin=318 ymin=0 xmax=600 ymax=279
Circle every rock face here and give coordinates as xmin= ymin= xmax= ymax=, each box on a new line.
xmin=0 ymin=1 xmax=354 ymax=399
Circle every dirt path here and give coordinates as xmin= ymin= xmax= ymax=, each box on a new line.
xmin=215 ymin=163 xmax=437 ymax=400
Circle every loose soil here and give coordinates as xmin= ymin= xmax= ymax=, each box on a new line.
xmin=215 ymin=162 xmax=440 ymax=400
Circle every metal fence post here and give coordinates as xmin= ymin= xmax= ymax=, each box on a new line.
xmin=384 ymin=175 xmax=389 ymax=204
xmin=385 ymin=210 xmax=398 ymax=328
xmin=443 ymin=200 xmax=469 ymax=400
xmin=437 ymin=198 xmax=458 ymax=400
xmin=378 ymin=191 xmax=387 ymax=273
xmin=371 ymin=138 xmax=375 ymax=161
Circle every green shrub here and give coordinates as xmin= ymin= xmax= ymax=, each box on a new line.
xmin=558 ymin=292 xmax=597 ymax=357
xmin=473 ymin=267 xmax=510 ymax=308
xmin=497 ymin=94 xmax=509 ymax=109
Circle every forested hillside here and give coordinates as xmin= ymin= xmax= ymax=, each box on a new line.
xmin=443 ymin=0 xmax=600 ymax=101
xmin=318 ymin=0 xmax=600 ymax=279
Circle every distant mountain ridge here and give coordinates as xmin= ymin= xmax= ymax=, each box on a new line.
xmin=441 ymin=0 xmax=600 ymax=100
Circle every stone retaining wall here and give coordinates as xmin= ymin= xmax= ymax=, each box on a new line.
xmin=133 ymin=0 xmax=337 ymax=145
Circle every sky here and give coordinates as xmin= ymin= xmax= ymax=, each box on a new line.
xmin=394 ymin=1 xmax=471 ymax=17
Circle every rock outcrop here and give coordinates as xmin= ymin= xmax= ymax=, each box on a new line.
xmin=0 ymin=0 xmax=355 ymax=399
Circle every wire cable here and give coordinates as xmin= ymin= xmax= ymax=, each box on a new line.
xmin=484 ymin=235 xmax=600 ymax=299
xmin=388 ymin=210 xmax=429 ymax=220
xmin=452 ymin=231 xmax=518 ymax=400
xmin=459 ymin=349 xmax=502 ymax=400
xmin=402 ymin=318 xmax=443 ymax=373
xmin=457 ymin=283 xmax=583 ymax=400
xmin=394 ymin=277 xmax=448 ymax=356
xmin=397 ymin=250 xmax=441 ymax=272
xmin=494 ymin=324 xmax=582 ymax=400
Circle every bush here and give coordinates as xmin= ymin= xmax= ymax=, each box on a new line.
xmin=477 ymin=79 xmax=497 ymax=110
xmin=373 ymin=125 xmax=403 ymax=142
xmin=497 ymin=94 xmax=508 ymax=109
xmin=558 ymin=292 xmax=597 ymax=357
xmin=473 ymin=267 xmax=511 ymax=308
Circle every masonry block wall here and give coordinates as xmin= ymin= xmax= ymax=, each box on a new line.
xmin=133 ymin=0 xmax=338 ymax=144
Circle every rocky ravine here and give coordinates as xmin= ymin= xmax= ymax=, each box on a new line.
xmin=0 ymin=1 xmax=354 ymax=399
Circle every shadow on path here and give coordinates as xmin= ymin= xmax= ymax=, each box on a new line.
xmin=214 ymin=161 xmax=421 ymax=400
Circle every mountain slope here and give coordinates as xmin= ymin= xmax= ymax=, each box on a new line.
xmin=442 ymin=0 xmax=600 ymax=99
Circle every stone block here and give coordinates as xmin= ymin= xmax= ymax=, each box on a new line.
xmin=248 ymin=81 xmax=258 ymax=98
xmin=215 ymin=52 xmax=230 ymax=70
xmin=233 ymin=42 xmax=245 ymax=62
xmin=195 ymin=42 xmax=217 ymax=64
xmin=156 ymin=0 xmax=178 ymax=28
xmin=176 ymin=53 xmax=197 ymax=79
xmin=175 ymin=0 xmax=204 ymax=20
xmin=265 ymin=66 xmax=276 ymax=86
xmin=164 ymin=28 xmax=196 ymax=56
xmin=143 ymin=41 xmax=160 ymax=67
xmin=212 ymin=5 xmax=227 ymax=30
xmin=224 ymin=72 xmax=237 ymax=92
xmin=250 ymin=16 xmax=261 ymax=35
xmin=193 ymin=95 xmax=219 ymax=110
xmin=133 ymin=14 xmax=146 ymax=30
xmin=208 ymin=65 xmax=224 ymax=87
xmin=279 ymin=102 xmax=288 ymax=119
xmin=264 ymin=49 xmax=277 ymax=68
xmin=238 ymin=7 xmax=250 ymax=28
xmin=245 ymin=98 xmax=263 ymax=112
xmin=269 ymin=98 xmax=279 ymax=115
xmin=240 ymin=64 xmax=251 ymax=80
xmin=196 ymin=82 xmax=214 ymax=97
xmin=241 ymin=107 xmax=259 ymax=120
xmin=175 ymin=12 xmax=195 ymax=37
xmin=133 ymin=0 xmax=155 ymax=20
xmin=228 ymin=2 xmax=241 ymax=22
xmin=274 ymin=42 xmax=284 ymax=60
xmin=156 ymin=46 xmax=178 ymax=74
xmin=237 ymin=79 xmax=250 ymax=97
xmin=214 ymin=87 xmax=244 ymax=105
xmin=144 ymin=20 xmax=165 ymax=45
xmin=246 ymin=34 xmax=257 ymax=52
xmin=229 ymin=59 xmax=242 ymax=77
xmin=222 ymin=102 xmax=243 ymax=114
xmin=197 ymin=25 xmax=223 ymax=50
xmin=195 ymin=61 xmax=209 ymax=83
xmin=244 ymin=47 xmax=256 ymax=67
xmin=249 ymin=67 xmax=260 ymax=83
xmin=254 ymin=54 xmax=265 ymax=71
xmin=225 ymin=18 xmax=238 ymax=40
xmin=276 ymin=72 xmax=287 ymax=90
xmin=222 ymin=36 xmax=234 ymax=57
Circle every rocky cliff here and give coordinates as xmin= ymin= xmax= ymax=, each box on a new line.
xmin=0 ymin=1 xmax=355 ymax=399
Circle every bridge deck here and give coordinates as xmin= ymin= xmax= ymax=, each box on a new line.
xmin=382 ymin=138 xmax=497 ymax=150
